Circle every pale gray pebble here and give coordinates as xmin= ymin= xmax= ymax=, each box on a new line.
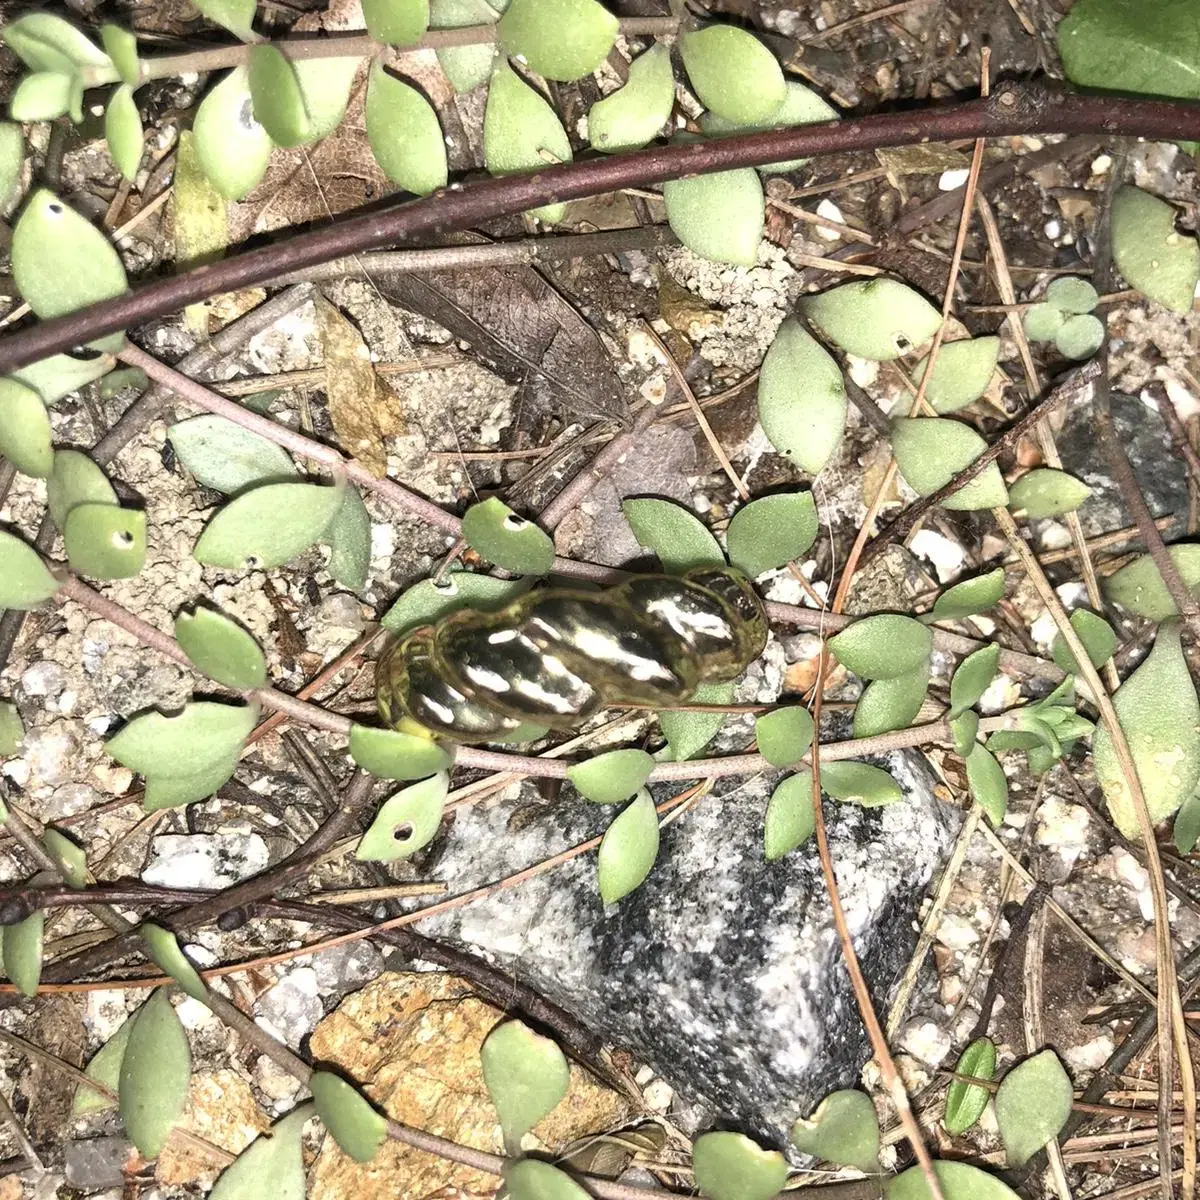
xmin=311 ymin=941 xmax=385 ymax=993
xmin=20 ymin=661 xmax=66 ymax=697
xmin=142 ymin=832 xmax=269 ymax=890
xmin=44 ymin=783 xmax=104 ymax=821
xmin=255 ymin=966 xmax=324 ymax=1049
xmin=315 ymin=593 xmax=366 ymax=632
xmin=64 ymin=1137 xmax=134 ymax=1191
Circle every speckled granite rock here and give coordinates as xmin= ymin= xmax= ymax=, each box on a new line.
xmin=422 ymin=743 xmax=956 ymax=1154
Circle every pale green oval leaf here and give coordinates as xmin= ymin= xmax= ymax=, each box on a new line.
xmin=1175 ymin=786 xmax=1200 ymax=855
xmin=100 ymin=24 xmax=140 ymax=86
xmin=310 ymin=1071 xmax=387 ymax=1163
xmin=567 ymin=748 xmax=654 ymax=804
xmin=995 ymin=1049 xmax=1073 ymax=1167
xmin=106 ymin=701 xmax=257 ymax=778
xmin=326 ymin=484 xmax=372 ymax=592
xmin=175 ymin=607 xmax=267 ymax=690
xmin=1051 ymin=609 xmax=1116 ymax=675
xmin=105 ymin=84 xmax=143 ymax=181
xmin=47 ymin=448 xmax=117 ymax=529
xmin=622 ymin=497 xmax=724 ymax=574
xmin=0 ymin=529 xmax=60 ymax=609
xmin=949 ymin=710 xmax=979 ymax=758
xmin=210 ymin=1105 xmax=311 ymax=1200
xmin=662 ymin=166 xmax=764 ymax=268
xmin=588 ymin=44 xmax=674 ymax=153
xmin=1105 ymin=544 xmax=1200 ymax=621
xmin=504 ymin=1158 xmax=590 ymax=1200
xmin=168 ymin=414 xmax=296 ymax=494
xmin=887 ymin=1160 xmax=1021 ymax=1200
xmin=72 ymin=1018 xmax=132 ymax=1116
xmin=10 ymin=72 xmax=78 ymax=122
xmin=481 ymin=1018 xmax=570 ymax=1151
xmin=248 ymin=44 xmax=310 ymax=147
xmin=0 ymin=122 xmax=25 ymax=211
xmin=431 ymin=0 xmax=505 ymax=92
xmin=755 ymin=706 xmax=814 ymax=768
xmin=498 ymin=0 xmax=617 ymax=81
xmin=43 ymin=827 xmax=88 ymax=887
xmin=1110 ymin=185 xmax=1200 ymax=315
xmin=381 ymin=572 xmax=528 ymax=634
xmin=143 ymin=758 xmax=240 ymax=812
xmin=828 ymin=613 xmax=932 ymax=680
xmin=1094 ymin=620 xmax=1200 ymax=839
xmin=12 ymin=189 xmax=128 ymax=322
xmin=483 ymin=61 xmax=572 ymax=224
xmin=911 ymin=336 xmax=1000 ymax=414
xmin=0 ymin=377 xmax=52 ymax=477
xmin=0 ymin=702 xmax=23 ymax=757
xmin=726 ymin=491 xmax=817 ymax=578
xmin=945 ymin=1036 xmax=996 ymax=1135
xmin=853 ymin=666 xmax=929 ymax=738
xmin=764 ymin=770 xmax=815 ymax=861
xmin=139 ymin=923 xmax=208 ymax=1002
xmin=195 ymin=482 xmax=342 ymax=570
xmin=13 ymin=351 xmax=116 ymax=405
xmin=804 ymin=278 xmax=942 ymax=361
xmin=597 ymin=789 xmax=659 ymax=903
xmin=660 ymin=679 xmax=731 ymax=760
xmin=692 ymin=1130 xmax=788 ymax=1200
xmin=757 ymin=317 xmax=847 ymax=475
xmin=365 ymin=63 xmax=446 ymax=195
xmin=363 ymin=0 xmax=429 ymax=45
xmin=892 ymin=417 xmax=1009 ymax=511
xmin=293 ymin=57 xmax=363 ymax=142
xmin=820 ymin=761 xmax=901 ymax=807
xmin=1009 ymin=467 xmax=1091 ymax=519
xmin=118 ymin=989 xmax=191 ymax=1159
xmin=966 ymin=744 xmax=1007 ymax=825
xmin=63 ymin=504 xmax=146 ymax=580
xmin=949 ymin=643 xmax=999 ymax=718
xmin=194 ymin=69 xmax=273 ymax=201
xmin=461 ymin=496 xmax=555 ymax=575
xmin=1054 ymin=313 xmax=1105 ymax=360
xmin=1022 ymin=302 xmax=1065 ymax=343
xmin=2 ymin=13 xmax=110 ymax=73
xmin=929 ymin=567 xmax=1006 ymax=622
xmin=1045 ymin=275 xmax=1099 ymax=314
xmin=679 ymin=25 xmax=785 ymax=124
xmin=790 ymin=1089 xmax=879 ymax=1173
xmin=3 ymin=909 xmax=44 ymax=997
xmin=354 ymin=771 xmax=449 ymax=861
xmin=350 ymin=726 xmax=453 ymax=782
xmin=194 ymin=0 xmax=257 ymax=40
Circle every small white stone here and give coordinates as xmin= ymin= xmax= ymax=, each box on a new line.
xmin=899 ymin=1019 xmax=952 ymax=1066
xmin=815 ymin=199 xmax=844 ymax=241
xmin=1044 ymin=219 xmax=1062 ymax=240
xmin=1090 ymin=154 xmax=1112 ymax=175
xmin=643 ymin=1079 xmax=674 ymax=1111
xmin=909 ymin=529 xmax=966 ymax=582
xmin=938 ymin=168 xmax=970 ymax=191
xmin=934 ymin=913 xmax=978 ymax=951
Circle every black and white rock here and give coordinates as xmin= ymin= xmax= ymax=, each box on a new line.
xmin=142 ymin=832 xmax=269 ymax=890
xmin=419 ymin=745 xmax=956 ymax=1154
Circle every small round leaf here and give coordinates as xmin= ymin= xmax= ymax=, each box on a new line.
xmin=139 ymin=923 xmax=208 ymax=1002
xmin=1105 ymin=544 xmax=1200 ymax=621
xmin=949 ymin=710 xmax=980 ymax=758
xmin=175 ymin=607 xmax=267 ymax=690
xmin=764 ymin=770 xmax=814 ymax=861
xmin=168 ymin=415 xmax=296 ymax=494
xmin=853 ymin=666 xmax=929 ymax=739
xmin=1022 ymin=303 xmax=1065 ymax=343
xmin=819 ymin=761 xmax=900 ymax=807
xmin=945 ymin=1036 xmax=996 ymax=1135
xmin=381 ymin=572 xmax=528 ymax=635
xmin=622 ymin=497 xmax=724 ymax=574
xmin=310 ymin=1071 xmax=387 ymax=1163
xmin=194 ymin=0 xmax=257 ymax=41
xmin=118 ymin=989 xmax=191 ymax=1159
xmin=63 ymin=504 xmax=146 ymax=580
xmin=194 ymin=482 xmax=343 ymax=570
xmin=13 ymin=351 xmax=115 ymax=405
xmin=2 ymin=14 xmax=110 ymax=74
xmin=461 ymin=496 xmax=555 ymax=575
xmin=588 ymin=44 xmax=674 ymax=153
xmin=911 ymin=336 xmax=1000 ymax=414
xmin=949 ymin=643 xmax=1000 ymax=718
xmin=692 ymin=1130 xmax=788 ymax=1200
xmin=995 ymin=1049 xmax=1073 ymax=1167
xmin=1054 ymin=313 xmax=1104 ymax=360
xmin=0 ymin=377 xmax=52 ymax=477
xmin=828 ymin=613 xmax=932 ymax=680
xmin=10 ymin=72 xmax=79 ymax=122
xmin=73 ymin=1018 xmax=132 ymax=1116
xmin=348 ymin=725 xmax=453 ymax=781
xmin=504 ymin=1158 xmax=590 ymax=1200
xmin=481 ymin=1018 xmax=570 ymax=1150
xmin=790 ymin=1089 xmax=880 ymax=1173
xmin=100 ymin=24 xmax=140 ymax=86
xmin=143 ymin=758 xmax=240 ymax=812
xmin=965 ymin=744 xmax=1007 ymax=825
xmin=3 ymin=909 xmax=44 ymax=997
xmin=194 ymin=69 xmax=273 ymax=201
xmin=567 ymin=748 xmax=654 ymax=804
xmin=1111 ymin=185 xmax=1200 ymax=315
xmin=1175 ymin=787 xmax=1200 ymax=855
xmin=1045 ymin=276 xmax=1098 ymax=313
xmin=365 ymin=63 xmax=447 ymax=195
xmin=0 ymin=702 xmax=24 ymax=757
xmin=887 ymin=1160 xmax=1021 ymax=1200
xmin=597 ymin=789 xmax=659 ymax=903
xmin=0 ymin=530 xmax=61 ymax=609
xmin=106 ymin=701 xmax=257 ymax=778
xmin=679 ymin=25 xmax=785 ymax=124
xmin=1051 ymin=609 xmax=1116 ymax=675
xmin=431 ymin=0 xmax=505 ymax=93
xmin=498 ymin=0 xmax=617 ymax=81
xmin=662 ymin=167 xmax=764 ymax=268
xmin=326 ymin=485 xmax=372 ymax=593
xmin=46 ymin=449 xmax=117 ymax=529
xmin=0 ymin=122 xmax=24 ymax=211
xmin=929 ymin=567 xmax=1006 ymax=623
xmin=726 ymin=492 xmax=818 ymax=578
xmin=210 ymin=1105 xmax=311 ymax=1200
xmin=699 ymin=80 xmax=838 ymax=175
xmin=892 ymin=417 xmax=1009 ymax=511
xmin=355 ymin=771 xmax=449 ymax=861
xmin=755 ymin=706 xmax=814 ymax=768
xmin=804 ymin=279 xmax=942 ymax=361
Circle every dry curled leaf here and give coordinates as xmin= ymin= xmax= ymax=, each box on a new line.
xmin=316 ymin=297 xmax=403 ymax=478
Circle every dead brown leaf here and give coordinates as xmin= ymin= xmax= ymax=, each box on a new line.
xmin=316 ymin=296 xmax=405 ymax=478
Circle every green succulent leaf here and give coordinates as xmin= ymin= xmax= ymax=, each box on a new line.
xmin=1110 ymin=185 xmax=1200 ymax=314
xmin=12 ymin=190 xmax=128 ymax=326
xmin=294 ymin=57 xmax=363 ymax=142
xmin=63 ymin=504 xmax=146 ymax=580
xmin=692 ymin=1130 xmax=789 ymax=1200
xmin=965 ymin=744 xmax=1007 ymax=825
xmin=72 ymin=1018 xmax=132 ymax=1116
xmin=365 ymin=62 xmax=447 ymax=195
xmin=194 ymin=482 xmax=343 ymax=570
xmin=0 ymin=378 xmax=53 ymax=477
xmin=248 ymin=44 xmax=311 ymax=147
xmin=175 ymin=607 xmax=267 ymax=690
xmin=820 ymin=761 xmax=901 ymax=807
xmin=503 ymin=1158 xmax=590 ymax=1200
xmin=118 ymin=989 xmax=191 ymax=1159
xmin=887 ymin=1160 xmax=1021 ymax=1200
xmin=482 ymin=61 xmax=572 ymax=224
xmin=949 ymin=643 xmax=1000 ymax=717
xmin=105 ymin=84 xmax=143 ymax=181
xmin=106 ymin=701 xmax=257 ymax=780
xmin=755 ymin=706 xmax=814 ymax=768
xmin=828 ymin=613 xmax=932 ymax=680
xmin=929 ymin=567 xmax=1006 ymax=622
xmin=10 ymin=72 xmax=80 ymax=122
xmin=139 ymin=923 xmax=208 ymax=1002
xmin=209 ymin=1105 xmax=311 ymax=1200
xmin=679 ymin=25 xmax=785 ymax=124
xmin=1094 ymin=621 xmax=1200 ymax=839
xmin=363 ymin=0 xmax=429 ymax=45
xmin=659 ymin=680 xmax=731 ymax=760
xmin=1051 ymin=609 xmax=1117 ymax=675
xmin=3 ymin=907 xmax=44 ymax=997
xmin=1045 ymin=276 xmax=1099 ymax=313
xmin=143 ymin=759 xmax=241 ymax=812
xmin=853 ymin=666 xmax=930 ymax=738
xmin=1175 ymin=786 xmax=1200 ymax=855
xmin=1105 ymin=544 xmax=1200 ymax=621
xmin=1054 ymin=314 xmax=1105 ymax=360
xmin=622 ymin=497 xmax=724 ymax=574
xmin=764 ymin=770 xmax=815 ymax=861
xmin=790 ymin=1089 xmax=880 ymax=1173
xmin=309 ymin=1071 xmax=387 ymax=1163
xmin=461 ymin=496 xmax=555 ymax=575
xmin=100 ymin=24 xmax=140 ymax=85
xmin=804 ymin=279 xmax=942 ymax=361
xmin=431 ymin=0 xmax=505 ymax=92
xmin=46 ymin=449 xmax=117 ymax=529
xmin=0 ymin=530 xmax=61 ymax=609
xmin=662 ymin=166 xmax=764 ymax=268
xmin=726 ymin=491 xmax=818 ymax=578
xmin=0 ymin=122 xmax=25 ymax=211
xmin=194 ymin=69 xmax=273 ymax=201
xmin=597 ymin=789 xmax=659 ymax=903
xmin=0 ymin=702 xmax=23 ymax=757
xmin=891 ymin=417 xmax=1009 ymax=511
xmin=588 ymin=44 xmax=674 ymax=153
xmin=757 ymin=317 xmax=848 ymax=475
xmin=911 ymin=336 xmax=1000 ymax=414
xmin=995 ymin=1049 xmax=1073 ymax=1167
xmin=194 ymin=0 xmax=257 ymax=40
xmin=168 ymin=415 xmax=296 ymax=493
xmin=945 ymin=1036 xmax=997 ymax=1135
xmin=949 ymin=710 xmax=980 ymax=758
xmin=42 ymin=828 xmax=88 ymax=888
xmin=1022 ymin=302 xmax=1065 ymax=343
xmin=567 ymin=748 xmax=655 ymax=804
xmin=2 ymin=14 xmax=110 ymax=74
xmin=355 ymin=771 xmax=449 ymax=861
xmin=498 ymin=0 xmax=617 ymax=81
xmin=13 ymin=351 xmax=116 ymax=404
xmin=381 ymin=572 xmax=529 ymax=635
xmin=481 ymin=1018 xmax=570 ymax=1151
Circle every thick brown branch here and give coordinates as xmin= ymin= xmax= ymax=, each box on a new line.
xmin=1 ymin=86 xmax=1198 ymax=373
